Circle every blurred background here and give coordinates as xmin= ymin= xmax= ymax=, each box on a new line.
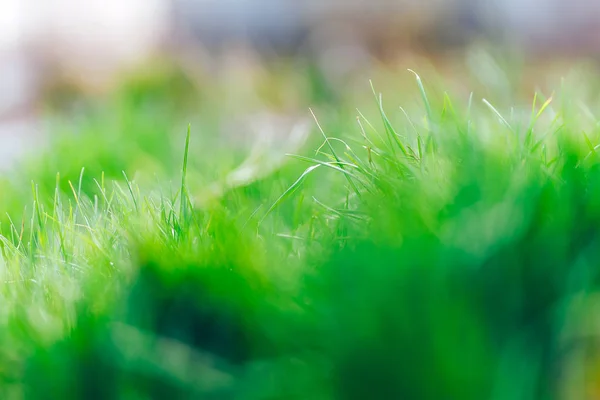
xmin=1 ymin=0 xmax=600 ymax=167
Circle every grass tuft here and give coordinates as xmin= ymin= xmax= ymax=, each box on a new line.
xmin=1 ymin=65 xmax=600 ymax=398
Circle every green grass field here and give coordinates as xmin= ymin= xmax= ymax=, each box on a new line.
xmin=2 ymin=58 xmax=600 ymax=399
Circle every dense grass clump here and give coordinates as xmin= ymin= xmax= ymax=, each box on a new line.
xmin=2 ymin=68 xmax=600 ymax=399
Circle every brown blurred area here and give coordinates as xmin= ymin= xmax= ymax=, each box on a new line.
xmin=1 ymin=0 xmax=600 ymax=111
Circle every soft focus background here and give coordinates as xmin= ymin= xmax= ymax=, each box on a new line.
xmin=3 ymin=1 xmax=600 ymax=399
xmin=1 ymin=0 xmax=600 ymax=167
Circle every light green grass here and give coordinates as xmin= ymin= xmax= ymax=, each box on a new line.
xmin=1 ymin=61 xmax=600 ymax=399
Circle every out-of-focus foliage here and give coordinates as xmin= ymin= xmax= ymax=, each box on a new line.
xmin=2 ymin=58 xmax=600 ymax=399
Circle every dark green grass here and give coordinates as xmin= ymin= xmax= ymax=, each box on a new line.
xmin=2 ymin=64 xmax=600 ymax=399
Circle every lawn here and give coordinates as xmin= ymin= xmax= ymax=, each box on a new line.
xmin=1 ymin=56 xmax=600 ymax=399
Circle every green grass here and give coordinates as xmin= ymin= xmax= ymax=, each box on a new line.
xmin=2 ymin=61 xmax=600 ymax=399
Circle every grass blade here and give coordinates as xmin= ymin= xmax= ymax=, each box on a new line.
xmin=260 ymin=164 xmax=321 ymax=225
